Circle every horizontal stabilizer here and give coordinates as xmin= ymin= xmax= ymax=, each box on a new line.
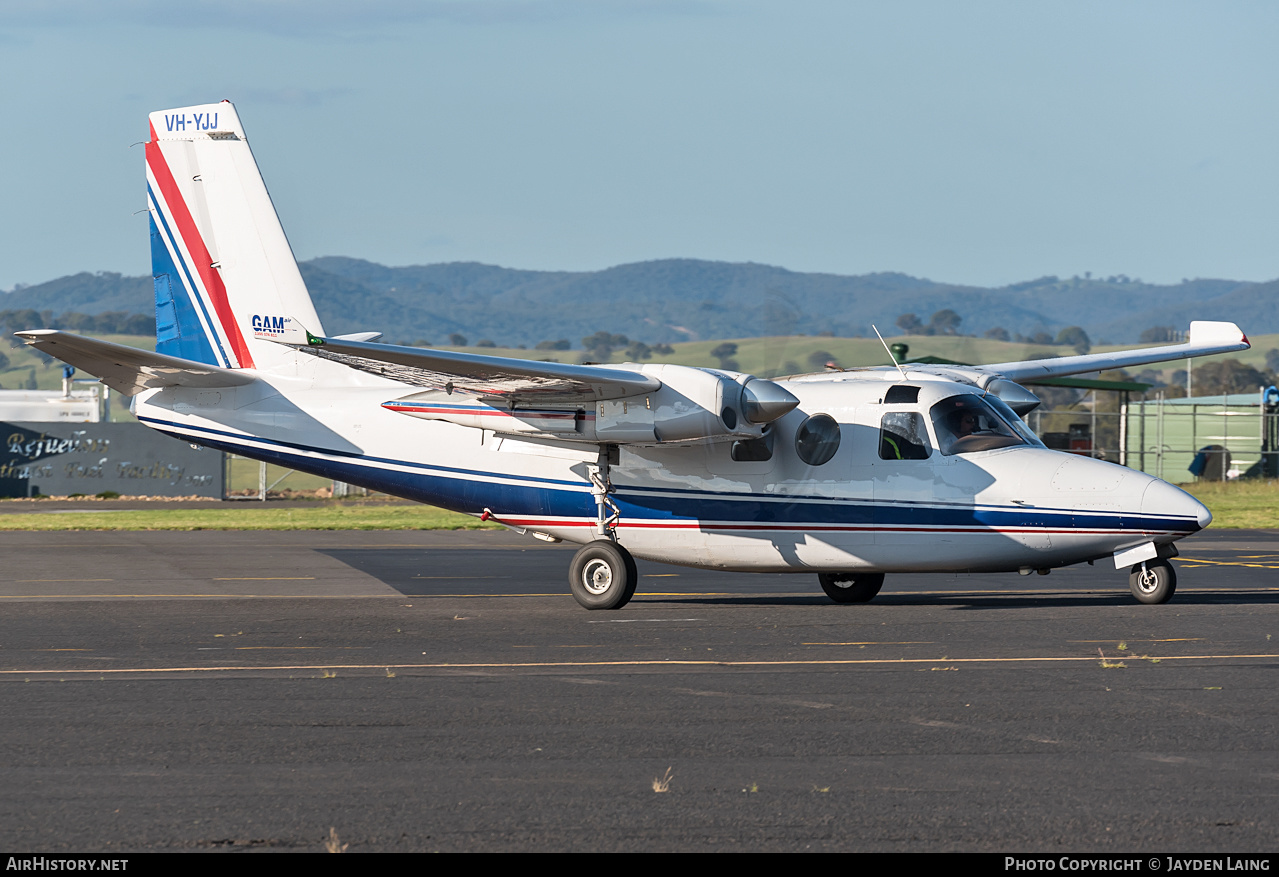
xmin=983 ymin=321 xmax=1250 ymax=382
xmin=16 ymin=330 xmax=257 ymax=396
xmin=280 ymin=332 xmax=661 ymax=403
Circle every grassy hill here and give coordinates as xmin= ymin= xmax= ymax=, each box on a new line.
xmin=6 ymin=328 xmax=1275 ymax=431
xmin=6 ymin=258 xmax=1277 ymax=349
xmin=400 ymin=332 xmax=1279 ymax=383
xmin=10 ymin=330 xmax=1277 ymax=385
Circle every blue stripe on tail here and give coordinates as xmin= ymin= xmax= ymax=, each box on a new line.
xmin=149 ymin=199 xmax=226 ymax=366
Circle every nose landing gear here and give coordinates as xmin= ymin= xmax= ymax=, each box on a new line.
xmin=818 ymin=572 xmax=885 ymax=603
xmin=1129 ymin=558 xmax=1176 ymax=604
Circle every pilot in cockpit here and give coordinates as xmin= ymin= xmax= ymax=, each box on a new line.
xmin=931 ymin=394 xmax=1039 ymax=456
xmin=952 ymin=409 xmax=980 ymax=439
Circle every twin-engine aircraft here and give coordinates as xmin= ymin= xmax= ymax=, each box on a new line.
xmin=21 ymin=102 xmax=1249 ymax=609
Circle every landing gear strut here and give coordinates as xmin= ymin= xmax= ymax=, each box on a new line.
xmin=588 ymin=445 xmax=621 ymax=540
xmin=568 ymin=445 xmax=636 ymax=610
xmin=1129 ymin=559 xmax=1176 ymax=604
xmin=818 ymin=572 xmax=885 ymax=604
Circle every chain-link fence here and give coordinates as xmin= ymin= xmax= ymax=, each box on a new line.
xmin=222 ymin=454 xmax=337 ymax=500
xmin=1025 ymin=387 xmax=1279 ymax=484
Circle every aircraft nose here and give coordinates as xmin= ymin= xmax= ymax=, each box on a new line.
xmin=1142 ymin=478 xmax=1212 ymax=531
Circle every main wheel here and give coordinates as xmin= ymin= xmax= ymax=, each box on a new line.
xmin=1129 ymin=559 xmax=1176 ymax=604
xmin=569 ymin=541 xmax=637 ymax=610
xmin=620 ymin=547 xmax=639 ymax=604
xmin=818 ymin=572 xmax=885 ymax=604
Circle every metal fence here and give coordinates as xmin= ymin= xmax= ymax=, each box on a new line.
xmin=222 ymin=453 xmax=337 ymax=500
xmin=1025 ymin=388 xmax=1279 ymax=483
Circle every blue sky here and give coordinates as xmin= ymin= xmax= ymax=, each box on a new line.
xmin=2 ymin=0 xmax=1276 ymax=290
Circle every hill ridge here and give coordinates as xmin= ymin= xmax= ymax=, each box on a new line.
xmin=3 ymin=258 xmax=1271 ymax=347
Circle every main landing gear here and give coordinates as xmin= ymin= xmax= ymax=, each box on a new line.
xmin=818 ymin=572 xmax=885 ymax=604
xmin=1129 ymin=558 xmax=1176 ymax=604
xmin=569 ymin=540 xmax=638 ymax=610
xmin=567 ymin=443 xmax=636 ymax=610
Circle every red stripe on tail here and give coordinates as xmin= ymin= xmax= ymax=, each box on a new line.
xmin=146 ymin=122 xmax=255 ymax=369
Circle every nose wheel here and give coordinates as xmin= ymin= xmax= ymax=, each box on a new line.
xmin=818 ymin=572 xmax=885 ymax=603
xmin=1129 ymin=559 xmax=1176 ymax=604
xmin=569 ymin=540 xmax=638 ymax=610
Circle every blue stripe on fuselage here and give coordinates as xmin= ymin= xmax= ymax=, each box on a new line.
xmin=140 ymin=415 xmax=1198 ymax=535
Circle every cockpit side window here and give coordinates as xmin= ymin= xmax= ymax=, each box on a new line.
xmin=930 ymin=394 xmax=1029 ymax=456
xmin=879 ymin=412 xmax=931 ymax=460
xmin=984 ymin=395 xmax=1046 ymax=448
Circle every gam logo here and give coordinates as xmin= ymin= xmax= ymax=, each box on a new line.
xmin=252 ymin=315 xmax=289 ymax=337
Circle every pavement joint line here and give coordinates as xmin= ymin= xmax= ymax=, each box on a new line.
xmin=4 ymin=653 xmax=1279 ymax=675
xmin=1069 ymin=638 xmax=1206 ymax=643
xmin=587 ymin=618 xmax=705 ymax=623
xmin=1178 ymin=557 xmax=1279 ymax=569
xmin=805 ymin=641 xmax=936 ymax=645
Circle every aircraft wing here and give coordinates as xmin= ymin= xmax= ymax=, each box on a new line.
xmin=980 ymin=321 xmax=1250 ymax=382
xmin=16 ymin=330 xmax=257 ymax=395
xmin=283 ymin=333 xmax=661 ymax=403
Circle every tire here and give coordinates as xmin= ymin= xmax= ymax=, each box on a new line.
xmin=621 ymin=549 xmax=639 ymax=604
xmin=818 ymin=572 xmax=885 ymax=604
xmin=1129 ymin=559 xmax=1176 ymax=605
xmin=569 ymin=541 xmax=637 ymax=610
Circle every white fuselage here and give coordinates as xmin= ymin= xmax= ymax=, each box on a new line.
xmin=132 ymin=363 xmax=1209 ymax=577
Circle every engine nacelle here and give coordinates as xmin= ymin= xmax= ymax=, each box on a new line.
xmin=592 ymin=365 xmax=798 ymax=443
xmin=384 ymin=365 xmax=798 ymax=445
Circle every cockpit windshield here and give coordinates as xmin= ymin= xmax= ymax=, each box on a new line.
xmin=930 ymin=393 xmax=1043 ymax=456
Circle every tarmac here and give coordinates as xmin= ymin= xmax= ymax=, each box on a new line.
xmin=1 ymin=523 xmax=1276 ymax=852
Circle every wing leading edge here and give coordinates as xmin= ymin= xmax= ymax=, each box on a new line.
xmin=981 ymin=321 xmax=1250 ymax=382
xmin=280 ymin=331 xmax=661 ymax=403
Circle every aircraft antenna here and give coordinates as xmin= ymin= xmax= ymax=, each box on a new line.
xmin=872 ymin=325 xmax=909 ymax=380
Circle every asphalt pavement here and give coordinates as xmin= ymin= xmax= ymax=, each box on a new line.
xmin=0 ymin=527 xmax=1276 ymax=852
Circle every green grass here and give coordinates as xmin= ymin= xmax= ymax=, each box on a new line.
xmin=451 ymin=335 xmax=1063 ymax=375
xmin=0 ymin=502 xmax=501 ymax=531
xmin=1183 ymin=479 xmax=1279 ymax=529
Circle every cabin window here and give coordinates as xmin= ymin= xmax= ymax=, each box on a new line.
xmin=879 ymin=412 xmax=931 ymax=460
xmin=795 ymin=414 xmax=841 ymax=466
xmin=884 ymin=385 xmax=920 ymax=404
xmin=731 ymin=426 xmax=775 ymax=462
xmin=930 ymin=394 xmax=1029 ymax=456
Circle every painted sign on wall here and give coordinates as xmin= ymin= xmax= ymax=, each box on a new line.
xmin=0 ymin=422 xmax=224 ymax=498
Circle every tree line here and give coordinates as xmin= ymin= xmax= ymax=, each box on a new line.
xmin=896 ymin=310 xmax=1104 ymax=355
xmin=0 ymin=310 xmax=153 ymax=338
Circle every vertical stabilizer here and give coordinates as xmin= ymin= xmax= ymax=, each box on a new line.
xmin=146 ymin=101 xmax=325 ymax=370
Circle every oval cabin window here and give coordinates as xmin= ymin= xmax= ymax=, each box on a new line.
xmin=795 ymin=414 xmax=841 ymax=466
